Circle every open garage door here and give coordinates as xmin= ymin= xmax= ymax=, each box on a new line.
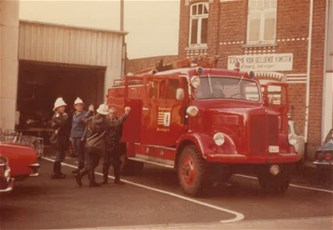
xmin=16 ymin=60 xmax=105 ymax=136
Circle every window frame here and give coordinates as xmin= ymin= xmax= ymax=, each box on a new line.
xmin=246 ymin=0 xmax=277 ymax=45
xmin=189 ymin=2 xmax=209 ymax=47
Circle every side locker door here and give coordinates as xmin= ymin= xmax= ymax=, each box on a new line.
xmin=122 ymin=77 xmax=144 ymax=144
xmin=140 ymin=77 xmax=160 ymax=145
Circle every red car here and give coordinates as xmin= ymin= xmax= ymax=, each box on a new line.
xmin=0 ymin=140 xmax=40 ymax=192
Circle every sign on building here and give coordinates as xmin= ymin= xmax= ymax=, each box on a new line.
xmin=228 ymin=53 xmax=293 ymax=72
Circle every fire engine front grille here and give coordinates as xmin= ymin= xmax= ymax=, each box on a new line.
xmin=248 ymin=114 xmax=279 ymax=154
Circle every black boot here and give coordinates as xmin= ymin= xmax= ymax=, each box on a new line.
xmin=89 ymin=170 xmax=101 ymax=187
xmin=58 ymin=162 xmax=66 ymax=177
xmin=72 ymin=162 xmax=84 ymax=175
xmin=102 ymin=166 xmax=109 ymax=184
xmin=75 ymin=168 xmax=88 ymax=187
xmin=114 ymin=166 xmax=124 ymax=185
xmin=51 ymin=162 xmax=65 ymax=179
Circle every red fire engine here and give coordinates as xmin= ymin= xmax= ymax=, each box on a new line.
xmin=107 ymin=57 xmax=300 ymax=196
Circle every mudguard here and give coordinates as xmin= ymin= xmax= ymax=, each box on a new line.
xmin=176 ymin=131 xmax=238 ymax=159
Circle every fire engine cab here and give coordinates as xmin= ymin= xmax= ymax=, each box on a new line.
xmin=107 ymin=57 xmax=300 ymax=196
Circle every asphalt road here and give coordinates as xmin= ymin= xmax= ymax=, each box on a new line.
xmin=0 ymin=152 xmax=332 ymax=230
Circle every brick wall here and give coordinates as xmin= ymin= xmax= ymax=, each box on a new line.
xmin=178 ymin=0 xmax=327 ymax=155
xmin=307 ymin=0 xmax=326 ymax=153
xmin=125 ymin=55 xmax=179 ymax=74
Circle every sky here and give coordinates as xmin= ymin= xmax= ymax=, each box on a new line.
xmin=19 ymin=0 xmax=180 ymax=59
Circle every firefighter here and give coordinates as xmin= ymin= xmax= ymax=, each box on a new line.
xmin=70 ymin=97 xmax=88 ymax=174
xmin=51 ymin=97 xmax=71 ymax=179
xmin=102 ymin=107 xmax=128 ymax=185
xmin=74 ymin=104 xmax=130 ymax=187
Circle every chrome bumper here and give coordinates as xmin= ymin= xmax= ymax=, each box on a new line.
xmin=313 ymin=160 xmax=333 ymax=166
xmin=0 ymin=178 xmax=14 ymax=193
xmin=29 ymin=162 xmax=40 ymax=177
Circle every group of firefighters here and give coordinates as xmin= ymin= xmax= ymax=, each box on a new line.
xmin=50 ymin=96 xmax=130 ymax=187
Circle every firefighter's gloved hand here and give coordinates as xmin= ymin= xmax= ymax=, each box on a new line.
xmin=88 ymin=104 xmax=94 ymax=111
xmin=124 ymin=106 xmax=131 ymax=115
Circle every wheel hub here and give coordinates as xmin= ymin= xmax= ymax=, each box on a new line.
xmin=181 ymin=156 xmax=196 ymax=185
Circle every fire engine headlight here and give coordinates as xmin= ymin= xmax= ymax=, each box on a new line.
xmin=213 ymin=132 xmax=225 ymax=146
xmin=186 ymin=106 xmax=199 ymax=117
xmin=190 ymin=76 xmax=200 ymax=88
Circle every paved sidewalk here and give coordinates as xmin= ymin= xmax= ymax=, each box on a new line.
xmin=66 ymin=216 xmax=332 ymax=230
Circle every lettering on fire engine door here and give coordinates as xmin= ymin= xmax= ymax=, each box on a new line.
xmin=158 ymin=109 xmax=171 ymax=127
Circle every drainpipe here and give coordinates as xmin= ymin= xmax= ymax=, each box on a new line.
xmin=304 ymin=0 xmax=314 ymax=145
xmin=120 ymin=0 xmax=126 ymax=76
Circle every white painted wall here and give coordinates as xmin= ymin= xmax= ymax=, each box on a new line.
xmin=19 ymin=21 xmax=126 ymax=94
xmin=322 ymin=0 xmax=333 ymax=141
xmin=0 ymin=0 xmax=19 ymax=130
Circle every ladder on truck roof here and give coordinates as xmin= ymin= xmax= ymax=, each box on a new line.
xmin=112 ymin=56 xmax=221 ymax=87
xmin=131 ymin=56 xmax=220 ymax=75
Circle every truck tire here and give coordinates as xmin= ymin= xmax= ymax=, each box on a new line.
xmin=120 ymin=154 xmax=144 ymax=176
xmin=257 ymin=164 xmax=292 ymax=193
xmin=177 ymin=145 xmax=207 ymax=196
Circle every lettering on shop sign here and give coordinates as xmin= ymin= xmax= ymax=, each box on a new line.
xmin=228 ymin=53 xmax=293 ymax=72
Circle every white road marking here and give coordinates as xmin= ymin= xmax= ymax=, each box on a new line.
xmin=234 ymin=174 xmax=333 ymax=194
xmin=43 ymin=157 xmax=244 ymax=224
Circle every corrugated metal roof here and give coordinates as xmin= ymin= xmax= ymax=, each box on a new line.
xmin=18 ymin=20 xmax=126 ymax=67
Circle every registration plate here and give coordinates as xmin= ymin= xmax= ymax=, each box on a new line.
xmin=269 ymin=145 xmax=279 ymax=153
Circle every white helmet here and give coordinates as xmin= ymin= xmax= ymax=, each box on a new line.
xmin=53 ymin=97 xmax=67 ymax=111
xmin=74 ymin=97 xmax=84 ymax=105
xmin=96 ymin=104 xmax=109 ymax=115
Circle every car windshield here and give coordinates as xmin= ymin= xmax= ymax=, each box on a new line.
xmin=194 ymin=76 xmax=260 ymax=102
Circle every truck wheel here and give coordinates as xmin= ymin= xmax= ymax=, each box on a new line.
xmin=177 ymin=145 xmax=207 ymax=196
xmin=120 ymin=154 xmax=144 ymax=176
xmin=258 ymin=164 xmax=292 ymax=193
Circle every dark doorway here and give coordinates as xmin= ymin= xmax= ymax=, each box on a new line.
xmin=17 ymin=60 xmax=105 ymax=134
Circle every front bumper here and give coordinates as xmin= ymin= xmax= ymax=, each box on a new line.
xmin=205 ymin=152 xmax=300 ymax=164
xmin=313 ymin=160 xmax=333 ymax=167
xmin=29 ymin=162 xmax=40 ymax=177
xmin=0 ymin=177 xmax=14 ymax=193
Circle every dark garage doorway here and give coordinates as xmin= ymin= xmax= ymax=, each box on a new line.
xmin=17 ymin=60 xmax=105 ymax=134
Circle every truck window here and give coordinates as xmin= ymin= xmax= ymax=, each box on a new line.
xmin=166 ymin=79 xmax=181 ymax=99
xmin=147 ymin=80 xmax=158 ymax=99
xmin=194 ymin=76 xmax=260 ymax=102
xmin=267 ymin=85 xmax=287 ymax=105
xmin=147 ymin=78 xmax=183 ymax=100
xmin=128 ymin=79 xmax=144 ymax=99
xmin=244 ymin=81 xmax=260 ymax=101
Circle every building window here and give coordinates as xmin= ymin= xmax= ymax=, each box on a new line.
xmin=247 ymin=0 xmax=277 ymax=45
xmin=189 ymin=2 xmax=209 ymax=47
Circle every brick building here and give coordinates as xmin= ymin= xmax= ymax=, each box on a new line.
xmin=178 ymin=0 xmax=333 ymax=159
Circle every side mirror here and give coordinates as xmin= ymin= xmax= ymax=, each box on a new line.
xmin=176 ymin=88 xmax=185 ymax=101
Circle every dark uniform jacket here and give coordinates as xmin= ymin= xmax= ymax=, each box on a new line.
xmin=105 ymin=117 xmax=124 ymax=148
xmin=51 ymin=112 xmax=71 ymax=137
xmin=84 ymin=113 xmax=128 ymax=155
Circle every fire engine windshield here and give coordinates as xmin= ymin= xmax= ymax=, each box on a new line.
xmin=194 ymin=76 xmax=260 ymax=101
